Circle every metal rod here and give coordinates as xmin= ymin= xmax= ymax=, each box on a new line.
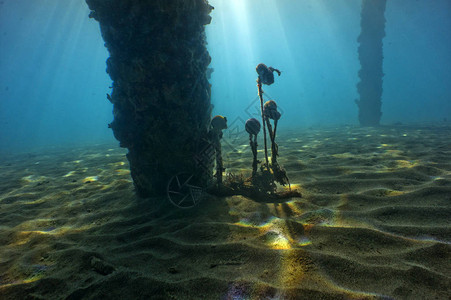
xmin=257 ymin=78 xmax=269 ymax=169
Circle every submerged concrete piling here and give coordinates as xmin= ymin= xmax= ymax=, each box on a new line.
xmin=86 ymin=0 xmax=214 ymax=197
xmin=356 ymin=0 xmax=387 ymax=126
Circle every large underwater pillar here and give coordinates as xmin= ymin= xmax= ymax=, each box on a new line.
xmin=356 ymin=0 xmax=387 ymax=126
xmin=85 ymin=0 xmax=214 ymax=197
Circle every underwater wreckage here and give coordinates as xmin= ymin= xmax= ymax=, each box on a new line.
xmin=207 ymin=64 xmax=302 ymax=203
xmin=168 ymin=64 xmax=301 ymax=208
xmin=86 ymin=0 xmax=300 ymax=206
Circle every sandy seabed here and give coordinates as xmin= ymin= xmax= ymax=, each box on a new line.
xmin=0 ymin=125 xmax=450 ymax=300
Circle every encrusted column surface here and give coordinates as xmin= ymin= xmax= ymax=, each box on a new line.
xmin=86 ymin=0 xmax=214 ymax=197
xmin=356 ymin=0 xmax=386 ymax=126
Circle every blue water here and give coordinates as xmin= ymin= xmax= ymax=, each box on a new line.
xmin=207 ymin=0 xmax=451 ymax=128
xmin=0 ymin=0 xmax=450 ymax=153
xmin=0 ymin=0 xmax=112 ymax=152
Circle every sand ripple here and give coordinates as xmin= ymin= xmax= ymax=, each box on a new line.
xmin=0 ymin=126 xmax=450 ymax=299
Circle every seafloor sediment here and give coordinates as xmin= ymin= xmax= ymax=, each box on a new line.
xmin=0 ymin=125 xmax=450 ymax=299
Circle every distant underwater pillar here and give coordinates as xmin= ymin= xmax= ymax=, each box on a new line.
xmin=85 ymin=0 xmax=214 ymax=197
xmin=356 ymin=0 xmax=387 ymax=126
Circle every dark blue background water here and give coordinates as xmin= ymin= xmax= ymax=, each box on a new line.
xmin=1 ymin=0 xmax=450 ymax=153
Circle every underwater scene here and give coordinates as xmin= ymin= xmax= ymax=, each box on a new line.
xmin=0 ymin=0 xmax=450 ymax=299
